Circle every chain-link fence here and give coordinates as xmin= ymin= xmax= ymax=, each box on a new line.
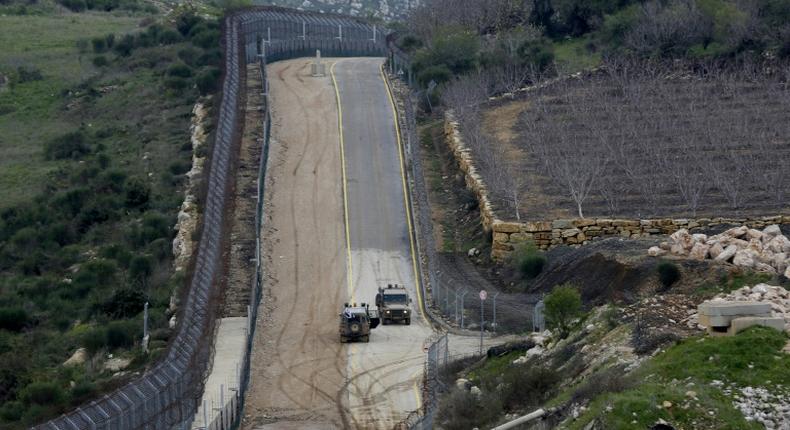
xmin=37 ymin=8 xmax=388 ymax=430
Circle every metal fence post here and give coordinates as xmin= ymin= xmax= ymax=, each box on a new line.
xmin=492 ymin=292 xmax=500 ymax=333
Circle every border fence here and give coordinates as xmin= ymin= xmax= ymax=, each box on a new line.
xmin=38 ymin=7 xmax=387 ymax=430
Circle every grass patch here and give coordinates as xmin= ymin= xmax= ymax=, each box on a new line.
xmin=694 ymin=270 xmax=775 ymax=298
xmin=552 ymin=37 xmax=601 ymax=75
xmin=571 ymin=327 xmax=789 ymax=429
xmin=0 ymin=13 xmax=141 ymax=208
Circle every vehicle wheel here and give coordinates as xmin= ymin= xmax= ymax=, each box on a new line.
xmin=340 ymin=337 xmax=347 ymax=343
xmin=382 ymin=318 xmax=389 ymax=325
xmin=362 ymin=335 xmax=370 ymax=343
xmin=405 ymin=318 xmax=411 ymax=325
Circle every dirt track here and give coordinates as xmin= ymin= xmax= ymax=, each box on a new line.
xmin=241 ymin=59 xmax=348 ymax=429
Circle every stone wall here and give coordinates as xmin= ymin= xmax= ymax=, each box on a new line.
xmin=444 ymin=111 xmax=499 ymax=232
xmin=442 ymin=112 xmax=790 ymax=261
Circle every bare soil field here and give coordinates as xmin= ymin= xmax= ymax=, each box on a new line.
xmin=475 ymin=63 xmax=790 ymax=221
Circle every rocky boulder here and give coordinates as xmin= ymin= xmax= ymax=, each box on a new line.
xmin=656 ymin=225 xmax=790 ymax=278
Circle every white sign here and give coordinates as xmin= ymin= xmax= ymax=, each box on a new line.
xmin=479 ymin=290 xmax=487 ymax=301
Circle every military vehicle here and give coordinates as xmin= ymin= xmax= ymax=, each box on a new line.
xmin=375 ymin=284 xmax=412 ymax=325
xmin=339 ymin=303 xmax=380 ymax=343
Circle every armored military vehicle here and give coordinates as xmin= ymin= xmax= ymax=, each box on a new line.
xmin=375 ymin=284 xmax=412 ymax=325
xmin=339 ymin=303 xmax=380 ymax=343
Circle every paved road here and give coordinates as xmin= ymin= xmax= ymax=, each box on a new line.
xmin=334 ymin=58 xmax=434 ymax=429
xmin=242 ymin=57 xmax=433 ymax=430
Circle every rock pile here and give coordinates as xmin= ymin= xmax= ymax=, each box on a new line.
xmin=649 ymin=225 xmax=790 ymax=279
xmin=717 ymin=382 xmax=790 ymax=430
xmin=688 ymin=284 xmax=790 ymax=332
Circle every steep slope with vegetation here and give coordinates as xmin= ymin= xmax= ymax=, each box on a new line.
xmin=0 ymin=3 xmax=223 ymax=427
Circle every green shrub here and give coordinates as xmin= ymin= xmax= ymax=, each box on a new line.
xmin=167 ymin=62 xmax=193 ymax=78
xmin=437 ymin=388 xmax=503 ymax=430
xmin=163 ymin=76 xmax=190 ymax=92
xmin=0 ymin=307 xmax=29 ymax=332
xmin=91 ymin=37 xmax=107 ymax=53
xmin=500 ymin=365 xmax=561 ymax=409
xmin=57 ymin=0 xmax=86 ymax=12
xmin=105 ymin=320 xmax=137 ymax=349
xmin=113 ymin=34 xmax=135 ymax=57
xmin=0 ymin=400 xmax=24 ymax=421
xmin=511 ymin=242 xmax=546 ymax=279
xmin=657 ymin=261 xmax=681 ymax=288
xmin=92 ymin=55 xmax=109 ymax=67
xmin=197 ymin=49 xmax=222 ymax=67
xmin=196 ymin=67 xmax=220 ymax=95
xmin=101 ymin=289 xmax=146 ymax=318
xmin=44 ymin=130 xmax=90 ymax=160
xmin=81 ymin=327 xmax=106 ymax=353
xmin=544 ymin=283 xmax=582 ymax=338
xmin=129 ymin=255 xmax=154 ymax=283
xmin=191 ymin=29 xmax=220 ymax=49
xmin=417 ymin=64 xmax=452 ymax=87
xmin=69 ymin=380 xmax=96 ymax=405
xmin=159 ymin=29 xmax=181 ymax=45
xmin=20 ymin=381 xmax=64 ymax=406
xmin=124 ymin=178 xmax=150 ymax=209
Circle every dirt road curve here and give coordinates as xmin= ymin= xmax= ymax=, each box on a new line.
xmin=241 ymin=58 xmax=433 ymax=430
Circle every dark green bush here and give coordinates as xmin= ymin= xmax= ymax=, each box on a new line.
xmin=167 ymin=62 xmax=193 ymax=78
xmin=0 ymin=400 xmax=24 ymax=421
xmin=544 ymin=284 xmax=583 ymax=338
xmin=197 ymin=49 xmax=222 ymax=67
xmin=69 ymin=380 xmax=97 ymax=405
xmin=511 ymin=242 xmax=546 ymax=279
xmin=105 ymin=320 xmax=136 ymax=349
xmin=97 ymin=169 xmax=127 ymax=193
xmin=191 ymin=29 xmax=220 ymax=49
xmin=416 ymin=64 xmax=452 ymax=87
xmin=657 ymin=261 xmax=681 ymax=288
xmin=0 ymin=307 xmax=29 ymax=332
xmin=437 ymin=388 xmax=503 ymax=430
xmin=20 ymin=381 xmax=64 ymax=406
xmin=81 ymin=327 xmax=106 ymax=353
xmin=196 ymin=67 xmax=220 ymax=95
xmin=500 ymin=365 xmax=562 ymax=409
xmin=124 ymin=178 xmax=150 ymax=209
xmin=113 ymin=34 xmax=135 ymax=57
xmin=129 ymin=255 xmax=154 ymax=283
xmin=44 ymin=130 xmax=90 ymax=160
xmin=57 ymin=0 xmax=86 ymax=12
xmin=101 ymin=289 xmax=146 ymax=318
xmin=163 ymin=76 xmax=190 ymax=92
xmin=91 ymin=37 xmax=106 ymax=53
xmin=92 ymin=55 xmax=109 ymax=67
xmin=159 ymin=29 xmax=181 ymax=45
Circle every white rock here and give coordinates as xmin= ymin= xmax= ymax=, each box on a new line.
xmin=746 ymin=229 xmax=764 ymax=241
xmin=585 ymin=324 xmax=595 ymax=332
xmin=709 ymin=242 xmax=725 ymax=259
xmin=648 ymin=246 xmax=666 ymax=257
xmin=526 ymin=346 xmax=544 ymax=357
xmin=103 ymin=357 xmax=131 ymax=372
xmin=785 ymin=265 xmax=790 ymax=280
xmin=470 ymin=386 xmax=482 ymax=397
xmin=734 ymin=250 xmax=756 ymax=268
xmin=752 ymin=284 xmax=769 ymax=295
xmin=755 ymin=262 xmax=777 ymax=273
xmin=692 ymin=233 xmax=708 ymax=242
xmin=763 ymin=224 xmax=782 ymax=239
xmin=63 ymin=348 xmax=89 ymax=367
xmin=456 ymin=378 xmax=470 ymax=389
xmin=715 ymin=245 xmax=738 ymax=262
xmin=724 ymin=226 xmax=749 ymax=238
xmin=766 ymin=236 xmax=790 ymax=254
xmin=689 ymin=242 xmax=710 ymax=260
xmin=467 ymin=247 xmax=478 ymax=258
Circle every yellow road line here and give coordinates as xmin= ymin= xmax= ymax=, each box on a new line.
xmin=330 ymin=60 xmax=356 ymax=303
xmin=411 ymin=370 xmax=422 ymax=411
xmin=379 ymin=63 xmax=429 ymax=326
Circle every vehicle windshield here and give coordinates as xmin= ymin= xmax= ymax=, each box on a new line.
xmin=383 ymin=294 xmax=409 ymax=304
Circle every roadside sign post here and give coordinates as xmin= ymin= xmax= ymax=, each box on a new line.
xmin=479 ymin=290 xmax=487 ymax=354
